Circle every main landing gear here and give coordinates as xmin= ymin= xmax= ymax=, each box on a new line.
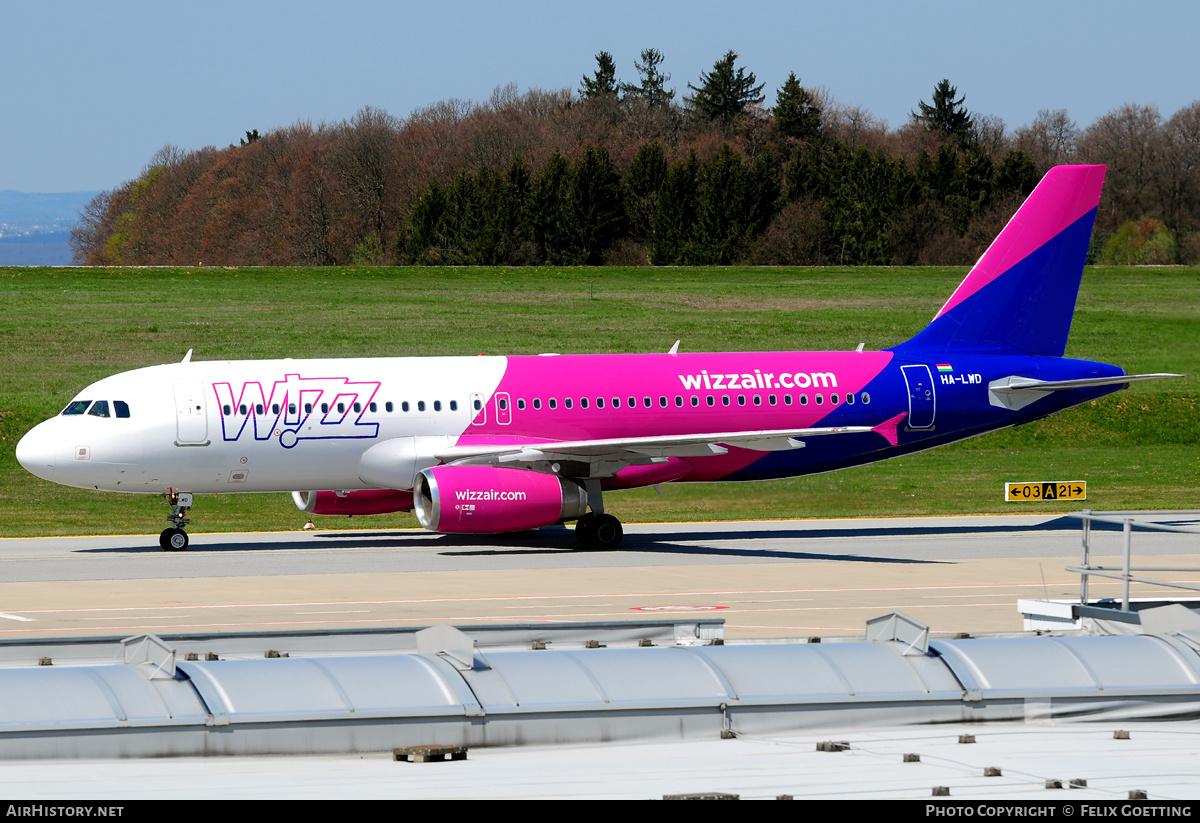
xmin=574 ymin=481 xmax=623 ymax=549
xmin=574 ymin=512 xmax=624 ymax=549
xmin=160 ymin=491 xmax=193 ymax=551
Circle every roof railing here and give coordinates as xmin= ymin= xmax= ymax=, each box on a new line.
xmin=1066 ymin=510 xmax=1200 ymax=612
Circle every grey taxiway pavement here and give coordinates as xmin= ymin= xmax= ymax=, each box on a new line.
xmin=1 ymin=513 xmax=1197 ymax=639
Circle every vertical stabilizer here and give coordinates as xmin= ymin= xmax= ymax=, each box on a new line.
xmin=894 ymin=165 xmax=1106 ymax=357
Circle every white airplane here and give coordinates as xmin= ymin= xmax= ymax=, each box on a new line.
xmin=16 ymin=165 xmax=1177 ymax=550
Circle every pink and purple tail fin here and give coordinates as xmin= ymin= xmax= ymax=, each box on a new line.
xmin=894 ymin=164 xmax=1107 ymax=358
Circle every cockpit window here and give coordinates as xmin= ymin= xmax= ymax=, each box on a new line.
xmin=62 ymin=400 xmax=91 ymax=416
xmin=87 ymin=400 xmax=111 ymax=418
xmin=114 ymin=400 xmax=130 ymax=418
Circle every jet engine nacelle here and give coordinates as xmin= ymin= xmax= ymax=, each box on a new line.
xmin=414 ymin=466 xmax=588 ymax=534
xmin=292 ymin=489 xmax=415 ymax=516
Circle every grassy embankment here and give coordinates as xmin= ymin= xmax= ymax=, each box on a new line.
xmin=1 ymin=265 xmax=1196 ymax=537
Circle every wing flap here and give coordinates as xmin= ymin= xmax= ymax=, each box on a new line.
xmin=436 ymin=425 xmax=874 ymax=471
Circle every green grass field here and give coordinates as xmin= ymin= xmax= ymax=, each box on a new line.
xmin=1 ymin=264 xmax=1197 ymax=537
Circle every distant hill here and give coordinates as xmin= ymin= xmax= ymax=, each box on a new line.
xmin=0 ymin=231 xmax=73 ymax=265
xmin=0 ymin=190 xmax=100 ymax=265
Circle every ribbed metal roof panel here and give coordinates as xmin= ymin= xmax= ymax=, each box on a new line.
xmin=177 ymin=655 xmax=476 ymax=724
xmin=688 ymin=644 xmax=965 ymax=704
xmin=465 ymin=648 xmax=731 ymax=712
xmin=0 ymin=666 xmax=207 ymax=731
xmin=932 ymin=635 xmax=1200 ymax=697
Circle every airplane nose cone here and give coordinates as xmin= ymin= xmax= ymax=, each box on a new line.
xmin=16 ymin=423 xmax=56 ymax=481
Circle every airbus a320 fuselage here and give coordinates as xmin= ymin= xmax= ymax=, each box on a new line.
xmin=16 ymin=165 xmax=1174 ymax=550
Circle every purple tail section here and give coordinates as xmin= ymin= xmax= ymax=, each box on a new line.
xmin=895 ymin=165 xmax=1106 ymax=357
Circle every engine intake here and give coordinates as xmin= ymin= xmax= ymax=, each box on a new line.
xmin=414 ymin=466 xmax=588 ymax=533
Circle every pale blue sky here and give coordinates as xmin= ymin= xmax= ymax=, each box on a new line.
xmin=3 ymin=0 xmax=1197 ymax=192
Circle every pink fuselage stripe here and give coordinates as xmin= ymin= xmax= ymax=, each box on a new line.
xmin=934 ymin=165 xmax=1106 ymax=320
xmin=454 ymin=350 xmax=893 ymax=482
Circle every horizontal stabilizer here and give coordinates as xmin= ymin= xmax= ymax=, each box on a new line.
xmin=988 ymin=373 xmax=1181 ymax=410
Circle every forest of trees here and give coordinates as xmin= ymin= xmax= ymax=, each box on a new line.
xmin=71 ymin=51 xmax=1200 ymax=267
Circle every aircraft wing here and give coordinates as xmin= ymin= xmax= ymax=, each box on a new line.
xmin=435 ymin=424 xmax=887 ymax=474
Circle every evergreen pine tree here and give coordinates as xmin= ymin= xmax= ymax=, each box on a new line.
xmin=773 ymin=73 xmax=821 ymax=141
xmin=566 ymin=145 xmax=625 ymax=264
xmin=625 ymin=141 xmax=668 ymax=242
xmin=580 ymin=52 xmax=619 ymax=100
xmin=686 ymin=51 xmax=764 ymax=126
xmin=531 ymin=151 xmax=571 ymax=263
xmin=622 ymin=48 xmax=674 ymax=110
xmin=912 ymin=79 xmax=973 ymax=140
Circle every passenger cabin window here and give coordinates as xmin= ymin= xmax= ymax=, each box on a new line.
xmin=288 ymin=403 xmax=297 ymax=414
xmin=564 ymin=398 xmax=573 ymax=410
xmin=87 ymin=400 xmax=110 ymax=418
xmin=239 ymin=404 xmax=247 ymax=415
xmin=498 ymin=398 xmax=508 ymax=411
xmin=337 ymin=402 xmax=345 ymax=413
xmin=861 ymin=392 xmax=871 ymax=404
xmin=222 ymin=404 xmax=232 ymax=416
xmin=321 ymin=403 xmax=329 ymax=414
xmin=273 ymin=404 xmax=281 ymax=414
xmin=450 ymin=400 xmax=458 ymax=411
xmin=418 ymin=401 xmax=426 ymax=412
xmin=517 ymin=399 xmax=525 ymax=410
xmin=62 ymin=400 xmax=91 ymax=416
xmin=433 ymin=400 xmax=441 ymax=412
xmin=353 ymin=402 xmax=361 ymax=413
xmin=384 ymin=402 xmax=393 ymax=412
xmin=533 ymin=399 xmax=541 ymax=410
xmin=304 ymin=403 xmax=313 ymax=413
xmin=370 ymin=402 xmax=377 ymax=412
xmin=846 ymin=393 xmax=855 ymax=405
xmin=549 ymin=399 xmax=557 ymax=410
xmin=255 ymin=404 xmax=264 ymax=415
xmin=402 ymin=401 xmax=410 ymax=412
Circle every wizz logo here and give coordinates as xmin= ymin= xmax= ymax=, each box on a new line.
xmin=213 ymin=374 xmax=380 ymax=449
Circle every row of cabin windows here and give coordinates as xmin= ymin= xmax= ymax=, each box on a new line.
xmin=513 ymin=392 xmax=870 ymax=411
xmin=61 ymin=400 xmax=131 ymax=418
xmin=219 ymin=392 xmax=872 ymax=417
xmin=221 ymin=399 xmax=461 ymax=416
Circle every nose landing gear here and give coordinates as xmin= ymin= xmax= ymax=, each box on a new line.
xmin=160 ymin=491 xmax=193 ymax=551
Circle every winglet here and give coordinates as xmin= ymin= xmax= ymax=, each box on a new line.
xmin=182 ymin=349 xmax=193 ymax=363
xmin=668 ymin=340 xmax=680 ymax=356
xmin=872 ymin=413 xmax=906 ymax=447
